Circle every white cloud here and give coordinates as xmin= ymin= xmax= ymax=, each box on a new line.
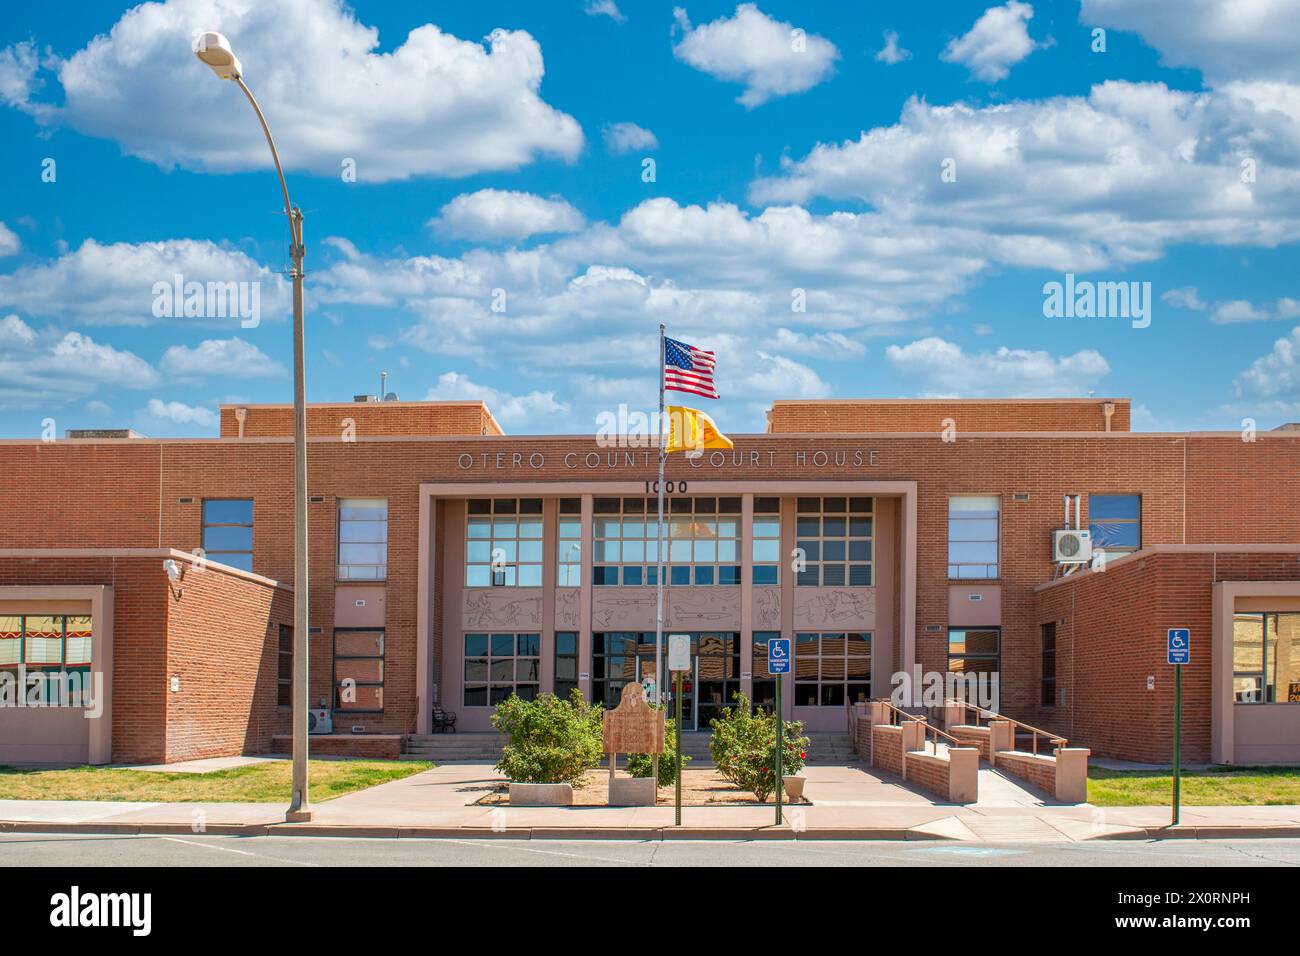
xmin=0 ymin=222 xmax=19 ymax=256
xmin=2 ymin=0 xmax=582 ymax=181
xmin=1080 ymin=0 xmax=1300 ymax=83
xmin=941 ymin=1 xmax=1042 ymax=82
xmin=885 ymin=336 xmax=1110 ymax=396
xmin=1210 ymin=299 xmax=1269 ymax=324
xmin=875 ymin=30 xmax=911 ymax=65
xmin=1235 ymin=325 xmax=1300 ymax=398
xmin=1161 ymin=286 xmax=1208 ymax=310
xmin=0 ymin=323 xmax=158 ymax=411
xmin=0 ymin=238 xmax=289 ymax=326
xmin=769 ymin=328 xmax=866 ymax=359
xmin=430 ymin=189 xmax=585 ymax=242
xmin=603 ymin=121 xmax=659 ymax=154
xmin=671 ymin=3 xmax=839 ymax=108
xmin=425 ymin=370 xmax=567 ymax=429
xmin=751 ymin=81 xmax=1300 ymax=270
xmin=160 ymin=337 xmax=284 ymax=378
xmin=145 ymin=398 xmax=218 ymax=429
xmin=584 ymin=0 xmax=626 ymax=23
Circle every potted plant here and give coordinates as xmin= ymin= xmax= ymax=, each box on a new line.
xmin=783 ymin=749 xmax=809 ymax=802
xmin=709 ymin=693 xmax=810 ymax=803
xmin=491 ymin=690 xmax=603 ymax=805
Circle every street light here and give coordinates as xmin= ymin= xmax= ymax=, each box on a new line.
xmin=194 ymin=30 xmax=312 ymax=823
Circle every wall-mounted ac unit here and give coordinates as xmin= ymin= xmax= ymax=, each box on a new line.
xmin=1053 ymin=529 xmax=1092 ymax=564
xmin=308 ymin=709 xmax=333 ymax=735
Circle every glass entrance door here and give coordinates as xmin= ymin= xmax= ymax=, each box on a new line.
xmin=636 ymin=652 xmax=697 ymax=731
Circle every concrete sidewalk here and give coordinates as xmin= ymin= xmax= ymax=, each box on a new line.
xmin=1 ymin=763 xmax=1297 ymax=842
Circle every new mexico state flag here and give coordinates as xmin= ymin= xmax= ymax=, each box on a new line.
xmin=665 ymin=405 xmax=733 ymax=456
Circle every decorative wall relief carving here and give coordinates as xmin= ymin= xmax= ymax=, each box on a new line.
xmin=592 ymin=590 xmax=657 ymax=630
xmin=752 ymin=587 xmax=781 ymax=629
xmin=668 ymin=586 xmax=741 ymax=628
xmin=793 ymin=588 xmax=876 ymax=630
xmin=554 ymin=588 xmax=580 ymax=629
xmin=463 ymin=589 xmax=543 ymax=629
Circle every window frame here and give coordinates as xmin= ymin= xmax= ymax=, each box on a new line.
xmin=0 ymin=614 xmax=93 ymax=704
xmin=554 ymin=630 xmax=579 ymax=699
xmin=948 ymin=495 xmax=1000 ymax=580
xmin=462 ymin=632 xmax=541 ymax=707
xmin=792 ymin=631 xmax=872 ymax=707
xmin=333 ymin=627 xmax=385 ymax=714
xmin=556 ymin=500 xmax=582 ymax=587
xmin=1233 ymin=611 xmax=1300 ymax=704
xmin=751 ymin=497 xmax=782 ymax=585
xmin=947 ymin=627 xmax=1001 ymax=681
xmin=277 ymin=624 xmax=293 ymax=709
xmin=1040 ymin=622 xmax=1057 ymax=707
xmin=201 ymin=498 xmax=254 ymax=573
xmin=592 ymin=497 xmax=741 ymax=587
xmin=465 ymin=499 xmax=544 ymax=588
xmin=337 ymin=498 xmax=388 ymax=581
xmin=1088 ymin=493 xmax=1142 ymax=553
xmin=794 ymin=497 xmax=873 ymax=588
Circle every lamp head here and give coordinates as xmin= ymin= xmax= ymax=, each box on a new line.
xmin=163 ymin=559 xmax=182 ymax=583
xmin=193 ymin=31 xmax=242 ymax=80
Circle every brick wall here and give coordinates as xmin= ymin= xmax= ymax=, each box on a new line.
xmin=949 ymin=725 xmax=991 ymax=759
xmin=871 ymin=724 xmax=903 ymax=775
xmin=767 ymin=399 xmax=1130 ymax=434
xmin=903 ymin=750 xmax=950 ymax=798
xmin=994 ymin=750 xmax=1059 ymax=795
xmin=218 ymin=402 xmax=500 ymax=438
xmin=1034 ymin=550 xmax=1300 ymax=762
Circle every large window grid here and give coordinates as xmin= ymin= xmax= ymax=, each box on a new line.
xmin=557 ymin=498 xmax=581 ymax=587
xmin=751 ymin=497 xmax=781 ymax=585
xmin=751 ymin=631 xmax=780 ymax=712
xmin=464 ymin=633 xmax=540 ymax=706
xmin=948 ymin=628 xmax=1001 ymax=681
xmin=334 ymin=628 xmax=384 ymax=712
xmin=554 ymin=631 xmax=579 ymax=699
xmin=466 ymin=498 xmax=543 ymax=587
xmin=795 ymin=497 xmax=873 ymax=587
xmin=201 ymin=499 xmax=253 ymax=572
xmin=593 ymin=497 xmax=740 ymax=586
xmin=793 ymin=632 xmax=871 ymax=706
xmin=1233 ymin=612 xmax=1300 ymax=704
xmin=948 ymin=496 xmax=1000 ymax=579
xmin=337 ymin=498 xmax=387 ymax=580
xmin=1088 ymin=494 xmax=1141 ymax=552
xmin=0 ymin=614 xmax=93 ymax=701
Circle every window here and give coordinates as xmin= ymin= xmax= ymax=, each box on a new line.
xmin=751 ymin=497 xmax=781 ymax=585
xmin=948 ymin=496 xmax=999 ymax=579
xmin=1089 ymin=494 xmax=1141 ymax=551
xmin=1041 ymin=622 xmax=1057 ymax=707
xmin=1233 ymin=612 xmax=1300 ymax=703
xmin=557 ymin=499 xmax=582 ymax=587
xmin=554 ymin=631 xmax=579 ymax=699
xmin=334 ymin=628 xmax=384 ymax=712
xmin=795 ymin=497 xmax=873 ymax=587
xmin=695 ymin=632 xmax=742 ymax=726
xmin=591 ymin=632 xmax=640 ymax=708
xmin=464 ymin=633 xmax=540 ymax=706
xmin=277 ymin=624 xmax=293 ymax=708
xmin=465 ymin=499 xmax=543 ymax=587
xmin=202 ymin=499 xmax=253 ymax=572
xmin=948 ymin=628 xmax=1000 ymax=680
xmin=0 ymin=614 xmax=93 ymax=703
xmin=593 ymin=497 xmax=741 ymax=586
xmin=794 ymin=632 xmax=871 ymax=706
xmin=751 ymin=631 xmax=780 ymax=712
xmin=337 ymin=498 xmax=387 ymax=580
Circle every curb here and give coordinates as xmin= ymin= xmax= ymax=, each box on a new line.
xmin=1093 ymin=824 xmax=1300 ymax=840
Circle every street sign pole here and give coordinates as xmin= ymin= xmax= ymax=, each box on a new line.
xmin=675 ymin=669 xmax=682 ymax=827
xmin=1174 ymin=663 xmax=1182 ymax=826
xmin=775 ymin=674 xmax=783 ymax=826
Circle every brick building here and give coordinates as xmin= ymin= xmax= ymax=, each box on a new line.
xmin=1 ymin=396 xmax=1297 ymax=765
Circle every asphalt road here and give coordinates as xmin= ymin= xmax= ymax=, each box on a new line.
xmin=1 ymin=833 xmax=1297 ymax=867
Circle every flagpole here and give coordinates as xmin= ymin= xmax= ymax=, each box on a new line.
xmin=656 ymin=323 xmax=666 ymax=705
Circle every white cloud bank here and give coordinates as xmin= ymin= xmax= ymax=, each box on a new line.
xmin=941 ymin=1 xmax=1043 ymax=83
xmin=430 ymin=189 xmax=586 ymax=242
xmin=886 ymin=336 xmax=1110 ymax=397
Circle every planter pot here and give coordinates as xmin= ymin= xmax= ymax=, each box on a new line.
xmin=508 ymin=782 xmax=573 ymax=806
xmin=782 ymin=775 xmax=807 ymax=802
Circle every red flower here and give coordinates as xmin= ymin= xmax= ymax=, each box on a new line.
xmin=800 ymin=750 xmax=807 ymax=760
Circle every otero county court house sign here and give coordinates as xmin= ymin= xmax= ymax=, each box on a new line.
xmin=455 ymin=447 xmax=884 ymax=471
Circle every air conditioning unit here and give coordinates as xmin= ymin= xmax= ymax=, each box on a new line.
xmin=1053 ymin=529 xmax=1093 ymax=564
xmin=308 ymin=708 xmax=333 ymax=735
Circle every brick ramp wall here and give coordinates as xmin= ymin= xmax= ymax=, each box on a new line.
xmin=871 ymin=725 xmax=903 ymax=776
xmin=994 ymin=750 xmax=1058 ymax=795
xmin=271 ymin=734 xmax=401 ymax=760
xmin=904 ymin=750 xmax=951 ymax=799
xmin=949 ymin=725 xmax=991 ymax=759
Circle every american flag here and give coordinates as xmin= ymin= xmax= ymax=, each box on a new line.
xmin=663 ymin=335 xmax=719 ymax=400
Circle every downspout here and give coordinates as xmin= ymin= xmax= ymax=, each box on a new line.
xmin=1102 ymin=401 xmax=1115 ymax=432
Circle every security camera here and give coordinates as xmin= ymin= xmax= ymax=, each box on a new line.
xmin=163 ymin=559 xmax=182 ymax=583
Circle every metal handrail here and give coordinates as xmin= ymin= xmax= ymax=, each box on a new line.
xmin=873 ymin=699 xmax=966 ymax=756
xmin=944 ymin=698 xmax=1067 ymax=755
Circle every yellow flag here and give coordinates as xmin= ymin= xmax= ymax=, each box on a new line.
xmin=665 ymin=405 xmax=733 ymax=456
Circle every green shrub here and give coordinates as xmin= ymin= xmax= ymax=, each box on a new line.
xmin=709 ymin=693 xmax=810 ymax=803
xmin=491 ymin=690 xmax=603 ymax=784
xmin=627 ymin=717 xmax=691 ymax=786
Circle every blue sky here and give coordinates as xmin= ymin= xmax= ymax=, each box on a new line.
xmin=2 ymin=0 xmax=1299 ymax=436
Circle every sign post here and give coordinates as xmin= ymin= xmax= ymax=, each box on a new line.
xmin=767 ymin=637 xmax=791 ymax=827
xmin=668 ymin=634 xmax=691 ymax=827
xmin=1167 ymin=628 xmax=1190 ymax=826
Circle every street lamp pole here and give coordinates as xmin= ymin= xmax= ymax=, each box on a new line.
xmin=194 ymin=33 xmax=311 ymax=822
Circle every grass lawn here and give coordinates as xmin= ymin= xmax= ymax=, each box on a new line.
xmin=1088 ymin=766 xmax=1300 ymax=806
xmin=0 ymin=759 xmax=433 ymax=803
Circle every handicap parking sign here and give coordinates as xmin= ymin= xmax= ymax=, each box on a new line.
xmin=767 ymin=637 xmax=791 ymax=675
xmin=1167 ymin=628 xmax=1190 ymax=665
